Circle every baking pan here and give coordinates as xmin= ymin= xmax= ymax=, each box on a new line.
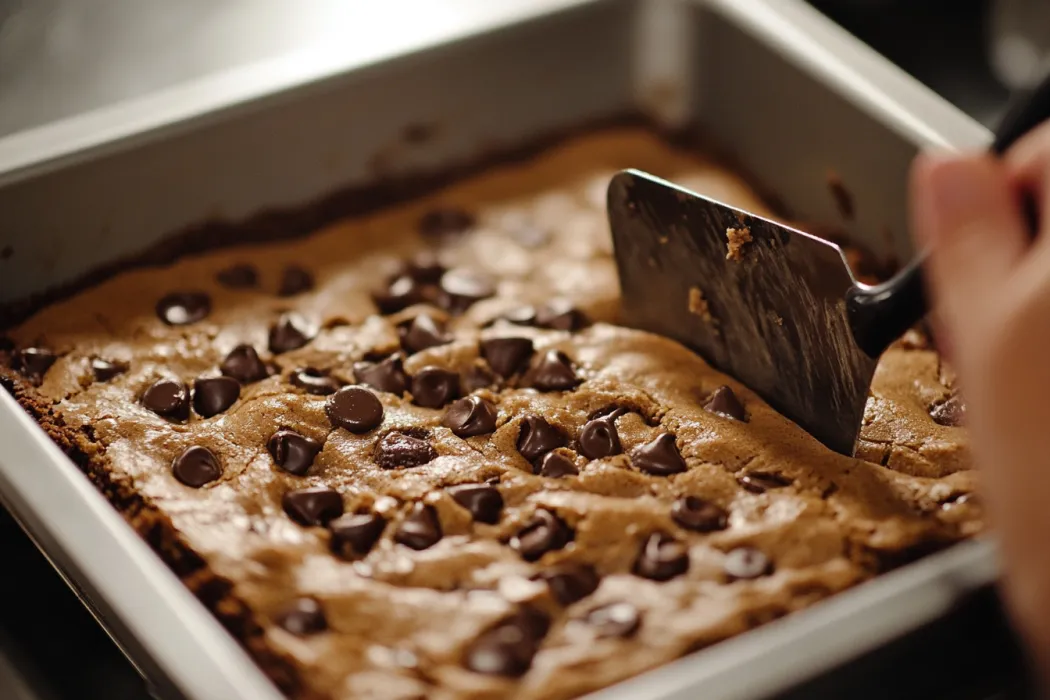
xmin=0 ymin=0 xmax=998 ymax=698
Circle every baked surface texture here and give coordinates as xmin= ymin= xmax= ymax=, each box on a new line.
xmin=2 ymin=128 xmax=979 ymax=700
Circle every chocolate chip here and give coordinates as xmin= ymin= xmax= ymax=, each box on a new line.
xmin=538 ymin=451 xmax=579 ymax=478
xmin=395 ymin=503 xmax=443 ymax=550
xmin=448 ymin=484 xmax=503 ymax=524
xmin=372 ymin=275 xmax=422 ymax=314
xmin=480 ymin=337 xmax=534 ymax=378
xmin=156 ymin=291 xmax=211 ymax=325
xmin=419 ymin=207 xmax=474 ymax=239
xmin=463 ymin=607 xmax=550 ymax=677
xmin=216 ymin=264 xmax=258 ymax=289
xmin=220 ymin=344 xmax=269 ymax=383
xmin=671 ymin=496 xmax=727 ymax=533
xmin=634 ymin=533 xmax=689 ymax=581
xmin=438 ymin=268 xmax=496 ymax=314
xmin=172 ymin=446 xmax=222 ymax=487
xmin=704 ymin=386 xmax=747 ymax=421
xmin=517 ymin=415 xmax=566 ymax=462
xmin=278 ymin=265 xmax=314 ymax=296
xmin=535 ymin=299 xmax=589 ymax=331
xmin=410 ymin=366 xmax=460 ymax=408
xmin=931 ymin=395 xmax=966 ymax=427
xmin=737 ymin=471 xmax=791 ymax=494
xmin=577 ymin=417 xmax=622 ymax=460
xmin=269 ymin=312 xmax=314 ymax=354
xmin=142 ymin=379 xmax=190 ymax=420
xmin=586 ymin=603 xmax=641 ymax=638
xmin=275 ymin=598 xmax=327 ymax=636
xmin=282 ymin=486 xmax=344 ymax=526
xmin=192 ymin=376 xmax=240 ymax=418
xmin=374 ymin=430 xmax=437 ymax=469
xmin=462 ymin=363 xmax=499 ymax=392
xmin=401 ymin=251 xmax=446 ymax=284
xmin=16 ymin=348 xmax=57 ymax=380
xmin=631 ymin=433 xmax=686 ymax=476
xmin=442 ymin=396 xmax=498 ymax=437
xmin=400 ymin=314 xmax=452 ymax=355
xmin=329 ymin=512 xmax=386 ymax=558
xmin=353 ymin=353 xmax=408 ymax=395
xmin=268 ymin=428 xmax=322 ymax=476
xmin=510 ymin=509 xmax=572 ymax=561
xmin=91 ymin=358 xmax=127 ymax=382
xmin=535 ymin=564 xmax=599 ymax=605
xmin=523 ymin=349 xmax=579 ymax=392
xmin=326 ymin=386 xmax=384 ymax=433
xmin=290 ymin=367 xmax=342 ymax=395
xmin=723 ymin=547 xmax=772 ymax=580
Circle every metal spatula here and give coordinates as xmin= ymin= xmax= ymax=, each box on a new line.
xmin=607 ymin=75 xmax=1050 ymax=456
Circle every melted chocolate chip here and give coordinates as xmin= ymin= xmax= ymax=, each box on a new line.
xmin=401 ymin=251 xmax=446 ymax=283
xmin=142 ymin=379 xmax=190 ymax=421
xmin=931 ymin=395 xmax=966 ymax=427
xmin=511 ymin=509 xmax=572 ymax=561
xmin=278 ymin=265 xmax=314 ymax=296
xmin=220 ymin=344 xmax=269 ymax=383
xmin=216 ymin=263 xmax=259 ymax=289
xmin=268 ymin=428 xmax=323 ymax=476
xmin=91 ymin=358 xmax=127 ymax=382
xmin=448 ymin=484 xmax=503 ymax=524
xmin=282 ymin=487 xmax=344 ymax=527
xmin=577 ymin=417 xmax=622 ymax=460
xmin=192 ymin=376 xmax=240 ymax=418
xmin=329 ymin=512 xmax=386 ymax=558
xmin=634 ymin=533 xmax=689 ymax=581
xmin=156 ymin=291 xmax=211 ymax=325
xmin=419 ymin=207 xmax=474 ymax=238
xmin=631 ymin=433 xmax=687 ymax=476
xmin=671 ymin=496 xmax=728 ymax=533
xmin=538 ymin=451 xmax=579 ymax=478
xmin=290 ymin=367 xmax=342 ymax=395
xmin=16 ymin=348 xmax=57 ymax=380
xmin=462 ymin=363 xmax=500 ymax=392
xmin=704 ymin=385 xmax=747 ymax=421
xmin=442 ymin=396 xmax=498 ymax=437
xmin=535 ymin=563 xmax=599 ymax=605
xmin=586 ymin=602 xmax=641 ymax=638
xmin=353 ymin=354 xmax=408 ymax=395
xmin=410 ymin=366 xmax=460 ymax=408
xmin=394 ymin=503 xmax=443 ymax=550
xmin=723 ymin=547 xmax=772 ymax=580
xmin=171 ymin=446 xmax=222 ymax=487
xmin=438 ymin=268 xmax=496 ymax=314
xmin=372 ymin=275 xmax=422 ymax=314
xmin=517 ymin=415 xmax=566 ymax=462
xmin=535 ymin=299 xmax=589 ymax=331
xmin=269 ymin=312 xmax=314 ymax=354
xmin=400 ymin=314 xmax=451 ymax=355
xmin=276 ymin=598 xmax=327 ymax=636
xmin=326 ymin=386 xmax=384 ymax=433
xmin=480 ymin=337 xmax=534 ymax=378
xmin=737 ymin=471 xmax=792 ymax=494
xmin=463 ymin=607 xmax=550 ymax=677
xmin=523 ymin=349 xmax=580 ymax=392
xmin=374 ymin=430 xmax=437 ymax=469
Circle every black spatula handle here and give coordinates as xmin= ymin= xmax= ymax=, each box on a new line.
xmin=847 ymin=71 xmax=1050 ymax=358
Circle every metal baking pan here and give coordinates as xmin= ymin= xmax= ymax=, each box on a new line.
xmin=0 ymin=0 xmax=999 ymax=698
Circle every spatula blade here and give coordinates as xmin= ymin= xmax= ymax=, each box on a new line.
xmin=607 ymin=169 xmax=877 ymax=456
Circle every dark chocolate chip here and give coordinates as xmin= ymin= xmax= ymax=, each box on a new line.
xmin=931 ymin=395 xmax=966 ymax=427
xmin=462 ymin=363 xmax=500 ymax=392
xmin=374 ymin=430 xmax=437 ymax=469
xmin=91 ymin=358 xmax=127 ymax=382
xmin=448 ymin=484 xmax=503 ymax=524
xmin=419 ymin=207 xmax=474 ymax=238
xmin=275 ymin=598 xmax=327 ymax=636
xmin=410 ymin=366 xmax=460 ymax=408
xmin=704 ymin=386 xmax=747 ymax=421
xmin=372 ymin=275 xmax=422 ymax=315
xmin=192 ymin=376 xmax=240 ymax=418
xmin=142 ymin=379 xmax=190 ymax=420
xmin=400 ymin=314 xmax=452 ymax=355
xmin=517 ymin=415 xmax=566 ymax=462
xmin=282 ymin=486 xmax=344 ymax=527
xmin=535 ymin=563 xmax=599 ymax=606
xmin=394 ymin=503 xmax=443 ymax=550
xmin=523 ymin=349 xmax=580 ymax=392
xmin=538 ymin=451 xmax=579 ymax=478
xmin=671 ymin=496 xmax=728 ymax=533
xmin=171 ymin=446 xmax=222 ymax=487
xmin=723 ymin=547 xmax=772 ymax=581
xmin=156 ymin=291 xmax=211 ymax=326
xmin=634 ymin=533 xmax=689 ymax=581
xmin=269 ymin=312 xmax=314 ymax=354
xmin=268 ymin=428 xmax=323 ymax=476
xmin=442 ymin=396 xmax=498 ymax=437
xmin=631 ymin=433 xmax=687 ymax=476
xmin=216 ymin=264 xmax=258 ymax=289
xmin=353 ymin=354 xmax=408 ymax=395
xmin=326 ymin=386 xmax=384 ymax=433
xmin=499 ymin=306 xmax=539 ymax=326
xmin=480 ymin=337 xmax=534 ymax=378
xmin=463 ymin=607 xmax=550 ymax=677
xmin=535 ymin=299 xmax=589 ymax=331
xmin=220 ymin=344 xmax=269 ymax=383
xmin=438 ymin=268 xmax=496 ymax=314
xmin=16 ymin=348 xmax=57 ymax=380
xmin=737 ymin=471 xmax=792 ymax=494
xmin=577 ymin=417 xmax=622 ymax=460
xmin=510 ymin=509 xmax=572 ymax=561
xmin=401 ymin=251 xmax=446 ymax=284
xmin=329 ymin=512 xmax=386 ymax=558
xmin=290 ymin=367 xmax=342 ymax=395
xmin=586 ymin=602 xmax=641 ymax=638
xmin=278 ymin=265 xmax=314 ymax=296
